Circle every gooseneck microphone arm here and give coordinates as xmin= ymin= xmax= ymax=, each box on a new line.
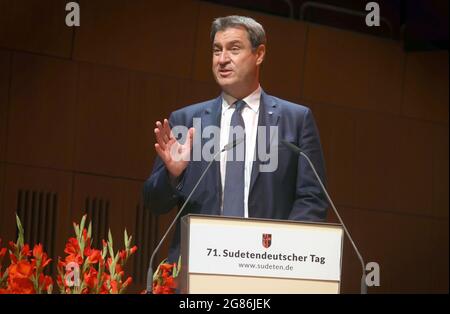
xmin=146 ymin=138 xmax=244 ymax=293
xmin=281 ymin=140 xmax=367 ymax=294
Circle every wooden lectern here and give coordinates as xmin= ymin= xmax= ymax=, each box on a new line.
xmin=180 ymin=214 xmax=344 ymax=294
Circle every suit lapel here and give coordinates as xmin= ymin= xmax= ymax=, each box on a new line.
xmin=249 ymin=91 xmax=280 ymax=195
xmin=201 ymin=96 xmax=222 ymax=129
xmin=200 ymin=96 xmax=222 ymax=213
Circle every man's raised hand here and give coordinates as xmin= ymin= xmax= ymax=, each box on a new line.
xmin=154 ymin=119 xmax=194 ymax=178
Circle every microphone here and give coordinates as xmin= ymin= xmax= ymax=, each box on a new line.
xmin=281 ymin=140 xmax=368 ymax=294
xmin=146 ymin=138 xmax=244 ymax=293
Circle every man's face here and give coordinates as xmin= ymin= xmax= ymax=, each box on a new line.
xmin=212 ymin=27 xmax=265 ymax=98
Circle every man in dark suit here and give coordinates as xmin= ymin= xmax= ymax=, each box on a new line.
xmin=143 ymin=15 xmax=328 ymax=262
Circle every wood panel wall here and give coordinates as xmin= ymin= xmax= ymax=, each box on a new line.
xmin=0 ymin=0 xmax=448 ymax=293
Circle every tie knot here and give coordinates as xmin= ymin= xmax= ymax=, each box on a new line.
xmin=234 ymin=100 xmax=246 ymax=113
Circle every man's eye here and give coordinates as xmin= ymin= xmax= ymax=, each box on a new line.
xmin=231 ymin=47 xmax=240 ymax=53
xmin=213 ymin=49 xmax=221 ymax=55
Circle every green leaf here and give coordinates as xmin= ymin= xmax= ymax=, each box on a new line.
xmin=82 ymin=258 xmax=90 ymax=275
xmin=108 ymin=229 xmax=113 ymax=246
xmin=107 ymin=229 xmax=116 ymax=260
xmin=15 ymin=214 xmax=24 ymax=248
xmin=172 ymin=256 xmax=181 ymax=278
xmin=109 ymin=260 xmax=116 ymax=278
xmin=80 ymin=215 xmax=87 ymax=235
xmin=174 ymin=255 xmax=182 ymax=278
xmin=102 ymin=244 xmax=108 ymax=260
xmin=108 ymin=229 xmax=113 ymax=245
xmin=128 ymin=235 xmax=133 ymax=246
xmin=73 ymin=222 xmax=80 ymax=239
xmin=87 ymin=222 xmax=92 ymax=239
xmin=114 ymin=251 xmax=120 ymax=266
xmin=95 ymin=264 xmax=104 ymax=294
xmin=0 ymin=269 xmax=9 ymax=284
xmin=153 ymin=264 xmax=161 ymax=282
xmin=153 ymin=258 xmax=168 ymax=282
xmin=79 ymin=240 xmax=85 ymax=260
xmin=108 ymin=245 xmax=114 ymax=262
xmin=124 ymin=229 xmax=129 ymax=248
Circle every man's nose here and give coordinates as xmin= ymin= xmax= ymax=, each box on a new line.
xmin=218 ymin=51 xmax=231 ymax=64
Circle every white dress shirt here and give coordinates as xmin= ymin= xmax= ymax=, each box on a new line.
xmin=220 ymin=86 xmax=261 ymax=217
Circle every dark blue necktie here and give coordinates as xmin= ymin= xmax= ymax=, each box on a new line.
xmin=223 ymin=100 xmax=246 ymax=217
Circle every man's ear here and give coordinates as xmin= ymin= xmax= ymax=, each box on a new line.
xmin=255 ymin=44 xmax=266 ymax=66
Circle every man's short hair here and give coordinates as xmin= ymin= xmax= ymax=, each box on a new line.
xmin=211 ymin=15 xmax=267 ymax=50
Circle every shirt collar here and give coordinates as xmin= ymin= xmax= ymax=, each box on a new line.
xmin=222 ymin=85 xmax=261 ymax=113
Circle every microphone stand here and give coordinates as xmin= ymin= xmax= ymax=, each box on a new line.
xmin=146 ymin=139 xmax=242 ymax=293
xmin=281 ymin=140 xmax=368 ymax=294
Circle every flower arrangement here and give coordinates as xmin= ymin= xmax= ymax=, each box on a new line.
xmin=0 ymin=214 xmax=137 ymax=294
xmin=152 ymin=256 xmax=181 ymax=294
xmin=0 ymin=215 xmax=53 ymax=294
xmin=57 ymin=214 xmax=137 ymax=294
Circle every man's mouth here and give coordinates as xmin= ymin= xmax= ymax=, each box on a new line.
xmin=218 ymin=69 xmax=233 ymax=77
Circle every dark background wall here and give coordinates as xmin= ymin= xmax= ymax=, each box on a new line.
xmin=0 ymin=0 xmax=448 ymax=293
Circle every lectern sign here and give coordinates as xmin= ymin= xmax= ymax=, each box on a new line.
xmin=188 ymin=219 xmax=343 ymax=282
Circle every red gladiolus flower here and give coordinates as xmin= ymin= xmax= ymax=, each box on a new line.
xmin=33 ymin=244 xmax=43 ymax=260
xmin=57 ymin=257 xmax=65 ymax=269
xmin=122 ymin=277 xmax=132 ymax=288
xmin=115 ymin=263 xmax=124 ymax=277
xmin=119 ymin=250 xmax=127 ymax=261
xmin=162 ymin=286 xmax=174 ymax=294
xmin=110 ymin=280 xmax=118 ymax=294
xmin=10 ymin=260 xmax=33 ymax=278
xmin=153 ymin=283 xmax=163 ymax=294
xmin=8 ymin=279 xmax=34 ymax=294
xmin=21 ymin=244 xmax=31 ymax=257
xmin=56 ymin=274 xmax=63 ymax=287
xmin=86 ymin=249 xmax=102 ymax=264
xmin=106 ymin=257 xmax=112 ymax=269
xmin=160 ymin=263 xmax=174 ymax=272
xmin=83 ymin=246 xmax=91 ymax=257
xmin=41 ymin=254 xmax=51 ymax=268
xmin=33 ymin=244 xmax=51 ymax=268
xmin=84 ymin=267 xmax=98 ymax=289
xmin=0 ymin=247 xmax=6 ymax=260
xmin=82 ymin=229 xmax=88 ymax=241
xmin=9 ymin=254 xmax=17 ymax=264
xmin=64 ymin=238 xmax=80 ymax=256
xmin=65 ymin=253 xmax=83 ymax=265
xmin=0 ymin=247 xmax=6 ymax=275
xmin=7 ymin=261 xmax=35 ymax=294
xmin=38 ymin=274 xmax=53 ymax=293
xmin=152 ymin=261 xmax=178 ymax=294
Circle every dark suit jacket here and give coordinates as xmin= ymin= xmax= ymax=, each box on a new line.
xmin=143 ymin=91 xmax=328 ymax=262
